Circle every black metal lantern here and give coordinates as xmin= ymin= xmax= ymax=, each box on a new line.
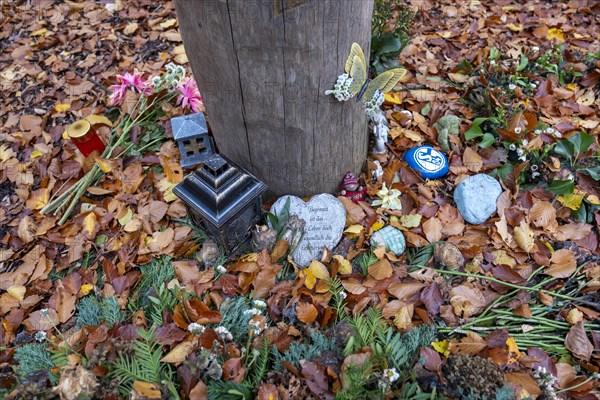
xmin=171 ymin=113 xmax=215 ymax=169
xmin=173 ymin=154 xmax=267 ymax=252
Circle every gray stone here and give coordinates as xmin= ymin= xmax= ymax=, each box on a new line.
xmin=370 ymin=226 xmax=406 ymax=256
xmin=270 ymin=194 xmax=345 ymax=266
xmin=454 ymin=174 xmax=502 ymax=225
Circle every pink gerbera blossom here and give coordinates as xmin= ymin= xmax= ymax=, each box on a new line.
xmin=177 ymin=77 xmax=203 ymax=113
xmin=109 ymin=69 xmax=150 ymax=105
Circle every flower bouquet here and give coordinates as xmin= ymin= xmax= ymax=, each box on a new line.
xmin=41 ymin=63 xmax=204 ymax=224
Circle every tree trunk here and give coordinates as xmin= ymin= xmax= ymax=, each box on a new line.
xmin=175 ymin=0 xmax=373 ymax=196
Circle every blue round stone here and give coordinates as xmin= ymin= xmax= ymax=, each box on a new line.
xmin=403 ymin=145 xmax=449 ymax=179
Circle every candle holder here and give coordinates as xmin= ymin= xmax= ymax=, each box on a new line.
xmin=67 ymin=120 xmax=106 ymax=157
xmin=173 ymin=154 xmax=267 ymax=252
xmin=171 ymin=113 xmax=214 ymax=169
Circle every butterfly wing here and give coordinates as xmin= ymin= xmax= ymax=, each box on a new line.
xmin=345 ymin=43 xmax=366 ymax=75
xmin=363 ymin=68 xmax=407 ymax=102
xmin=345 ymin=43 xmax=367 ymax=96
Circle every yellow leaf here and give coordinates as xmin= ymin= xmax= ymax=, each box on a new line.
xmin=400 ymin=214 xmax=422 ymax=228
xmin=333 ymin=255 xmax=352 ymax=275
xmin=83 ymin=212 xmax=97 ymax=237
xmin=118 ymin=208 xmax=133 ymax=226
xmin=30 ymin=151 xmax=43 ymax=159
xmin=54 ymin=103 xmax=71 ymax=113
xmin=159 ymin=18 xmax=177 ymax=29
xmin=506 ymin=337 xmax=521 ymax=363
xmin=371 ymin=220 xmax=385 ymax=231
xmin=557 ymin=190 xmax=585 ymax=210
xmin=123 ymin=22 xmax=138 ymax=35
xmin=7 ymin=285 xmax=26 ymax=301
xmin=547 ymin=28 xmax=565 ymax=42
xmin=161 ymin=341 xmax=194 ymax=363
xmin=31 ymin=28 xmax=48 ymax=36
xmin=566 ymin=83 xmax=579 ymax=91
xmin=95 ymin=158 xmax=117 ymax=173
xmin=432 ymin=340 xmax=450 ymax=357
xmin=566 ymin=308 xmax=583 ymax=325
xmin=301 ymin=269 xmax=316 ymax=290
xmin=344 ymin=224 xmax=363 ymax=235
xmin=85 ymin=114 xmax=113 ymax=127
xmin=78 ymin=284 xmax=94 ymax=296
xmin=506 ymin=23 xmax=523 ymax=32
xmin=587 ymin=194 xmax=600 ymax=205
xmin=308 ymin=260 xmax=330 ymax=280
xmin=133 ymin=381 xmax=162 ymax=399
xmin=384 ymin=92 xmax=403 ymax=105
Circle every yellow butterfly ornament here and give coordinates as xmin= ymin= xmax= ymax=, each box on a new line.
xmin=325 ymin=42 xmax=406 ymax=119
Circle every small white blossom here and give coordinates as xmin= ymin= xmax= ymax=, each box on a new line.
xmin=508 ymin=83 xmax=517 ymax=90
xmin=532 ymin=172 xmax=540 ymax=179
xmin=325 ymin=73 xmax=354 ymax=102
xmin=516 ymin=148 xmax=524 ymax=156
xmin=514 ymin=127 xmax=522 ymax=134
xmin=253 ymin=299 xmax=267 ymax=310
xmin=532 ymin=46 xmax=540 ymax=52
xmin=215 ymin=326 xmax=233 ymax=341
xmin=248 ymin=320 xmax=262 ymax=335
xmin=531 ymin=164 xmax=538 ymax=171
xmin=531 ymin=83 xmax=537 ymax=88
xmin=509 ymin=143 xmax=517 ymax=151
xmin=34 ymin=330 xmax=47 ymax=342
xmin=40 ymin=308 xmax=49 ymax=317
xmin=383 ymin=368 xmax=400 ymax=383
xmin=364 ymin=90 xmax=385 ymax=119
xmin=545 ymin=127 xmax=555 ymax=134
xmin=534 ymin=129 xmax=542 ymax=135
xmin=522 ymin=139 xmax=529 ymax=146
xmin=188 ymin=323 xmax=205 ymax=335
xmin=519 ymin=155 xmax=527 ymax=162
xmin=339 ymin=291 xmax=347 ymax=300
xmin=243 ymin=308 xmax=262 ymax=316
xmin=490 ymin=60 xmax=496 ymax=65
xmin=554 ymin=131 xmax=562 ymax=138
xmin=215 ymin=265 xmax=227 ymax=274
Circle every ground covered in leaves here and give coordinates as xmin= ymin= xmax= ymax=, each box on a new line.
xmin=0 ymin=0 xmax=599 ymax=399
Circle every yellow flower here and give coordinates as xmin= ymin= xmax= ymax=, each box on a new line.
xmin=372 ymin=183 xmax=402 ymax=211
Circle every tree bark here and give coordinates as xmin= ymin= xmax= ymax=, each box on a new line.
xmin=175 ymin=0 xmax=373 ymax=196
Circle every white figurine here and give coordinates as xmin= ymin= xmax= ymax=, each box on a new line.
xmin=371 ymin=110 xmax=390 ymax=154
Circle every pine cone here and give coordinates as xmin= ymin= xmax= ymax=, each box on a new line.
xmin=442 ymin=355 xmax=504 ymax=399
xmin=434 ymin=242 xmax=464 ymax=270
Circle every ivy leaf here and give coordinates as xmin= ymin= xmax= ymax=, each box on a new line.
xmin=581 ymin=166 xmax=600 ymax=181
xmin=547 ymin=179 xmax=574 ymax=195
xmin=464 ymin=124 xmax=483 ymax=140
xmin=567 ymin=131 xmax=594 ymax=154
xmin=553 ymin=140 xmax=574 ymax=158
xmin=478 ymin=133 xmax=496 ymax=148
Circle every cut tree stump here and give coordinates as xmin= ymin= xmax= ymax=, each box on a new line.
xmin=175 ymin=0 xmax=373 ymax=196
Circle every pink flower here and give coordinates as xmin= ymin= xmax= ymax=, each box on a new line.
xmin=177 ymin=77 xmax=203 ymax=113
xmin=109 ymin=82 xmax=128 ymax=105
xmin=117 ymin=69 xmax=148 ymax=94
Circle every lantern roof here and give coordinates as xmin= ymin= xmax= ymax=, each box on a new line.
xmin=171 ymin=113 xmax=208 ymax=141
xmin=173 ymin=154 xmax=267 ymax=228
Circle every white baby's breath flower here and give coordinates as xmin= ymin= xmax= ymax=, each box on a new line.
xmin=253 ymin=299 xmax=267 ymax=309
xmin=516 ymin=148 xmax=524 ymax=156
xmin=530 ymin=83 xmax=537 ymax=88
xmin=339 ymin=291 xmax=347 ymax=300
xmin=519 ymin=155 xmax=527 ymax=162
xmin=508 ymin=83 xmax=517 ymax=90
xmin=545 ymin=127 xmax=555 ymax=134
xmin=248 ymin=320 xmax=262 ymax=335
xmin=534 ymin=129 xmax=542 ymax=135
xmin=215 ymin=265 xmax=227 ymax=274
xmin=554 ymin=131 xmax=562 ymax=138
xmin=215 ymin=326 xmax=233 ymax=341
xmin=188 ymin=323 xmax=205 ymax=335
xmin=509 ymin=143 xmax=517 ymax=151
xmin=243 ymin=308 xmax=262 ymax=316
xmin=514 ymin=126 xmax=522 ymax=134
xmin=522 ymin=139 xmax=529 ymax=146
xmin=35 ymin=330 xmax=47 ymax=342
xmin=490 ymin=60 xmax=496 ymax=65
xmin=383 ymin=368 xmax=400 ymax=383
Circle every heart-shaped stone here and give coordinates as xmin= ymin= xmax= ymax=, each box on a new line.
xmin=269 ymin=194 xmax=345 ymax=267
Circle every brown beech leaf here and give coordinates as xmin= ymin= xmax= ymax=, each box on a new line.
xmin=368 ymin=259 xmax=393 ymax=280
xmin=388 ymin=282 xmax=425 ymax=301
xmin=133 ymin=381 xmax=162 ymax=399
xmin=420 ymin=283 xmax=443 ymax=316
xmin=448 ymin=331 xmax=486 ymax=355
xmin=463 ymin=147 xmax=483 ymax=172
xmin=423 ymin=217 xmax=442 ymax=243
xmin=296 ymin=302 xmax=318 ymax=324
xmin=565 ymin=322 xmax=593 ymax=361
xmin=161 ymin=341 xmax=194 ymax=364
xmin=506 ymin=372 xmax=542 ymax=397
xmin=529 ymin=201 xmax=557 ymax=230
xmin=301 ymin=360 xmax=333 ymax=400
xmin=513 ymin=220 xmax=534 ymax=252
xmin=546 ymin=249 xmax=576 ymax=278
